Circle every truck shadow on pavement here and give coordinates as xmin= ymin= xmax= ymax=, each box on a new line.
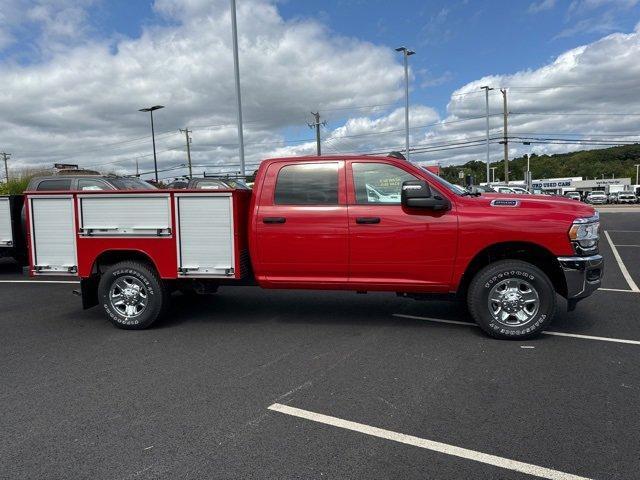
xmin=157 ymin=286 xmax=478 ymax=332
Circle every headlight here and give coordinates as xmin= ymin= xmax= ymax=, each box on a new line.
xmin=568 ymin=213 xmax=599 ymax=254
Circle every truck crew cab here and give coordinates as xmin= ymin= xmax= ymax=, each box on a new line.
xmin=24 ymin=155 xmax=603 ymax=339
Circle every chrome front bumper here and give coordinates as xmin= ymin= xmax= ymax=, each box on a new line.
xmin=557 ymin=255 xmax=604 ymax=306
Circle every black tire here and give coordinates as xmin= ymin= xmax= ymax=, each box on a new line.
xmin=98 ymin=261 xmax=167 ymax=330
xmin=467 ymin=260 xmax=556 ymax=340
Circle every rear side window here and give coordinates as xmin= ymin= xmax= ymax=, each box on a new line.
xmin=274 ymin=163 xmax=338 ymax=205
xmin=36 ymin=179 xmax=72 ymax=191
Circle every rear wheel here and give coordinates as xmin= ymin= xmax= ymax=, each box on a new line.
xmin=467 ymin=260 xmax=556 ymax=339
xmin=98 ymin=261 xmax=167 ymax=329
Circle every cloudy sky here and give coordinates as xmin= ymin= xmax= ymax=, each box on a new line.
xmin=0 ymin=0 xmax=639 ymax=181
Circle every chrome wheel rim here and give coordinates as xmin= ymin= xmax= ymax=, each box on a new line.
xmin=488 ymin=278 xmax=540 ymax=327
xmin=109 ymin=276 xmax=148 ymax=318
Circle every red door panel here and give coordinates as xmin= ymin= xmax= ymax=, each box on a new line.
xmin=255 ymin=161 xmax=349 ymax=285
xmin=346 ymin=160 xmax=457 ymax=290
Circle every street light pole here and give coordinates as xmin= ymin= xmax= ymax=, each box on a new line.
xmin=635 ymin=164 xmax=640 ymax=185
xmin=396 ymin=46 xmax=415 ymax=160
xmin=480 ymin=86 xmax=493 ymax=183
xmin=230 ymin=0 xmax=245 ymax=176
xmin=139 ymin=105 xmax=164 ymax=182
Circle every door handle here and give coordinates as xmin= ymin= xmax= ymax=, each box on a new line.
xmin=263 ymin=217 xmax=286 ymax=224
xmin=356 ymin=217 xmax=381 ymax=224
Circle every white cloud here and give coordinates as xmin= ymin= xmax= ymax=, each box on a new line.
xmin=407 ymin=27 xmax=640 ymax=168
xmin=0 ymin=0 xmax=98 ymax=56
xmin=0 ymin=0 xmax=405 ymax=177
xmin=528 ymin=0 xmax=556 ymax=14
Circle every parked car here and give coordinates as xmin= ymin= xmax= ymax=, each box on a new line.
xmin=564 ymin=191 xmax=581 ymax=201
xmin=26 ymin=174 xmax=156 ymax=191
xmin=471 ymin=185 xmax=496 ymax=193
xmin=607 ymin=192 xmax=619 ymax=204
xmin=189 ymin=177 xmax=250 ymax=190
xmin=166 ymin=176 xmax=250 ymax=190
xmin=617 ymin=192 xmax=638 ymax=204
xmin=585 ymin=191 xmax=607 ymax=205
xmin=24 ymin=154 xmax=603 ymax=340
xmin=166 ymin=179 xmax=189 ymax=189
xmin=495 ymin=186 xmax=531 ymax=195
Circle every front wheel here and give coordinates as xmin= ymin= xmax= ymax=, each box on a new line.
xmin=98 ymin=261 xmax=167 ymax=330
xmin=467 ymin=260 xmax=556 ymax=339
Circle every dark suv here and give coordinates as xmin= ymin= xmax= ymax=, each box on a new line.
xmin=27 ymin=175 xmax=156 ymax=191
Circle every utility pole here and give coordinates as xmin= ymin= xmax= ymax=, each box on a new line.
xmin=490 ymin=167 xmax=497 ymax=183
xmin=229 ymin=0 xmax=245 ymax=175
xmin=180 ymin=128 xmax=193 ymax=178
xmin=396 ymin=46 xmax=415 ymax=160
xmin=307 ymin=112 xmax=326 ymax=156
xmin=135 ymin=158 xmax=139 ymax=177
xmin=635 ymin=164 xmax=639 ymax=185
xmin=480 ymin=86 xmax=493 ymax=183
xmin=500 ymin=88 xmax=509 ymax=184
xmin=525 ymin=153 xmax=532 ymax=192
xmin=1 ymin=152 xmax=10 ymax=183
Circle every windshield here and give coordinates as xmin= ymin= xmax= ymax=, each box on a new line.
xmin=419 ymin=167 xmax=466 ymax=195
xmin=110 ymin=178 xmax=157 ymax=190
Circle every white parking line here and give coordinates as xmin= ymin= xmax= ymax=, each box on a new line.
xmin=598 ymin=287 xmax=637 ymax=293
xmin=604 ymin=230 xmax=640 ymax=292
xmin=393 ymin=314 xmax=640 ymax=346
xmin=268 ymin=403 xmax=592 ymax=480
xmin=0 ymin=280 xmax=79 ymax=284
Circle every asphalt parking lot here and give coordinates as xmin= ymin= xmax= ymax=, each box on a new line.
xmin=1 ymin=212 xmax=639 ymax=480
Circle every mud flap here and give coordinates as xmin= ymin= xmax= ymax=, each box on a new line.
xmin=80 ymin=276 xmax=99 ymax=309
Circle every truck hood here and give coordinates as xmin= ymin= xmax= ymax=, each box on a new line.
xmin=478 ymin=193 xmax=596 ymax=218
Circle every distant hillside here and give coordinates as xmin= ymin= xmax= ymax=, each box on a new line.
xmin=439 ymin=144 xmax=640 ymax=185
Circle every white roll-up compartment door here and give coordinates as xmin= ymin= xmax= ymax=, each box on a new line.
xmin=30 ymin=196 xmax=77 ymax=273
xmin=0 ymin=197 xmax=12 ymax=246
xmin=176 ymin=194 xmax=235 ymax=277
xmin=78 ymin=194 xmax=171 ymax=236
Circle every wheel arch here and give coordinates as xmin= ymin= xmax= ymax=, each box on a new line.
xmin=457 ymin=242 xmax=567 ymax=299
xmin=90 ymin=249 xmax=160 ymax=276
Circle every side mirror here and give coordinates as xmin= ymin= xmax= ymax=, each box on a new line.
xmin=401 ymin=180 xmax=450 ymax=211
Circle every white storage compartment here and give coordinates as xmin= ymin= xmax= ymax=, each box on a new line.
xmin=29 ymin=196 xmax=77 ymax=273
xmin=0 ymin=197 xmax=12 ymax=246
xmin=176 ymin=193 xmax=235 ymax=277
xmin=78 ymin=194 xmax=171 ymax=236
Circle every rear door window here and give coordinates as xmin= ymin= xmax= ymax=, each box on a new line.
xmin=274 ymin=163 xmax=338 ymax=205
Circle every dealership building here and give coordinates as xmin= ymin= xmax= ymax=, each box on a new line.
xmin=486 ymin=177 xmax=633 ymax=195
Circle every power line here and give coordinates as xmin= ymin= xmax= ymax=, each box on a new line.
xmin=510 ymin=112 xmax=640 ymax=116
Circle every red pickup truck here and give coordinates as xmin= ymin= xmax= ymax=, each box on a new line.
xmin=24 ymin=155 xmax=603 ymax=339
